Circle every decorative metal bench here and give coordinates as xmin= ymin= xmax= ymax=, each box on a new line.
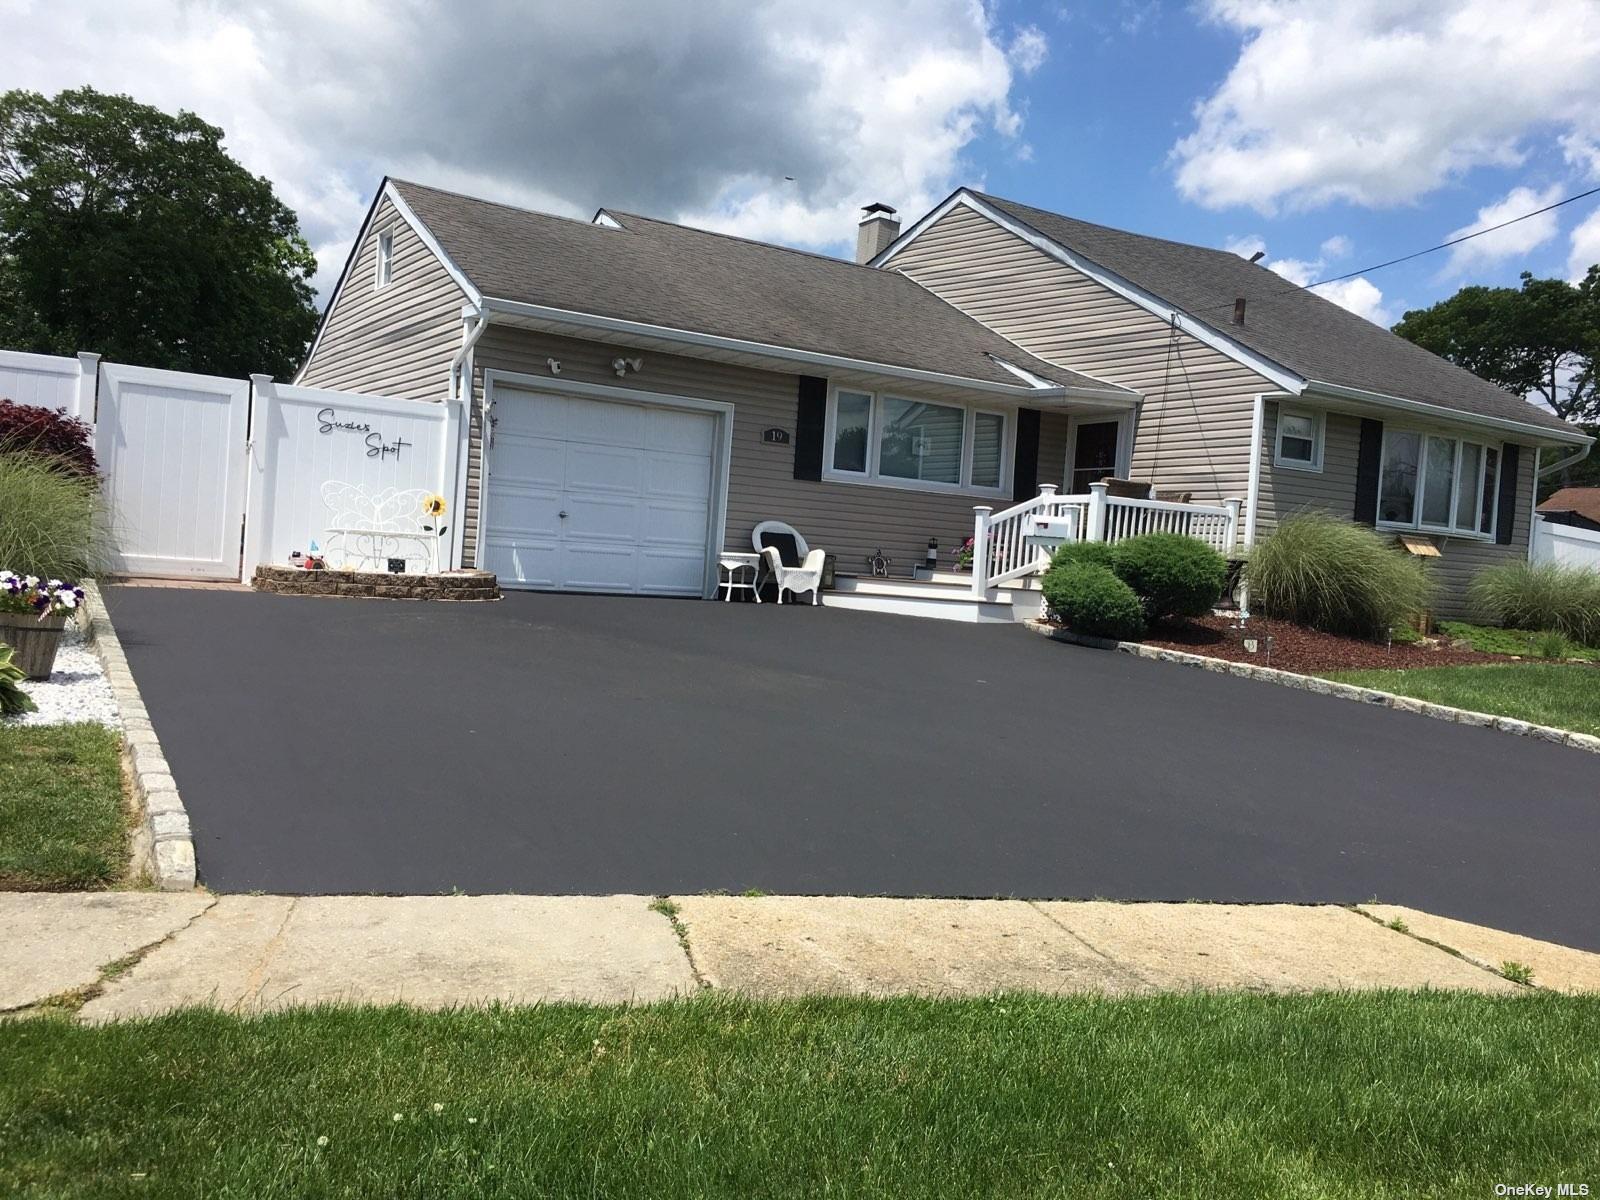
xmin=320 ymin=482 xmax=444 ymax=573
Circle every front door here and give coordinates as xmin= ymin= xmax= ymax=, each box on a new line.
xmin=1070 ymin=420 xmax=1121 ymax=493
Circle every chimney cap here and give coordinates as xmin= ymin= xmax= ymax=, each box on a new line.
xmin=861 ymin=202 xmax=898 ymax=218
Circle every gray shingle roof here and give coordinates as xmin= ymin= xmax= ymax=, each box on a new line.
xmin=973 ymin=191 xmax=1582 ymax=439
xmin=390 ymin=180 xmax=1125 ymax=395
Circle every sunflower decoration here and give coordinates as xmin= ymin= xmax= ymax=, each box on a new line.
xmin=421 ymin=494 xmax=449 ymax=538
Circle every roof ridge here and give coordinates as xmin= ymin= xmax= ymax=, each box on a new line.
xmin=970 ymin=188 xmax=1251 ymax=263
xmin=389 ymin=178 xmax=611 ymax=233
xmin=603 ymin=207 xmax=918 ymax=278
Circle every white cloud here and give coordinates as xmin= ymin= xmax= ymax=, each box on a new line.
xmin=1570 ymin=207 xmax=1600 ymax=281
xmin=1172 ymin=0 xmax=1600 ymax=213
xmin=1318 ymin=234 xmax=1351 ymax=260
xmin=1254 ymin=249 xmax=1392 ymax=324
xmin=1223 ymin=234 xmax=1266 ymax=259
xmin=0 ymin=0 xmax=1042 ymax=298
xmin=1008 ymin=26 xmax=1049 ymax=75
xmin=1308 ymin=277 xmax=1391 ymax=326
xmin=1442 ymin=184 xmax=1563 ymax=275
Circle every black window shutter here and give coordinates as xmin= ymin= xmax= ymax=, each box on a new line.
xmin=1012 ymin=408 xmax=1041 ymax=500
xmin=793 ymin=376 xmax=827 ymax=481
xmin=1353 ymin=418 xmax=1384 ymax=525
xmin=1495 ymin=443 xmax=1521 ymax=545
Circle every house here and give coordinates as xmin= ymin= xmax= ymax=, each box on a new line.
xmin=1538 ymin=487 xmax=1600 ymax=533
xmin=297 ymin=179 xmax=1593 ymax=620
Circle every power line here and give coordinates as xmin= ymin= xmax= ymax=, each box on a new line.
xmin=1167 ymin=183 xmax=1600 ymax=320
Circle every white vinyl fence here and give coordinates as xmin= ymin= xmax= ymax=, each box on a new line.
xmin=243 ymin=378 xmax=462 ymax=578
xmin=1 ymin=348 xmax=462 ymax=583
xmin=1531 ymin=516 xmax=1600 ymax=572
xmin=0 ymin=349 xmax=99 ymax=421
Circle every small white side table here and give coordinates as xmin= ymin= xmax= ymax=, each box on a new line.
xmin=718 ymin=553 xmax=762 ymax=602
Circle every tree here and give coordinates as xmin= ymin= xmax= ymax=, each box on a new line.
xmin=0 ymin=87 xmax=318 ymax=380
xmin=1392 ymin=268 xmax=1600 ymax=425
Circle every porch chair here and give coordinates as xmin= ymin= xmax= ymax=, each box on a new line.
xmin=752 ymin=520 xmax=826 ymax=605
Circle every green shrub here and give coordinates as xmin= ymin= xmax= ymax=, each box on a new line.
xmin=0 ymin=644 xmax=34 ymax=716
xmin=1109 ymin=533 xmax=1228 ymax=621
xmin=0 ymin=452 xmax=106 ymax=580
xmin=1469 ymin=561 xmax=1600 ymax=646
xmin=1244 ymin=512 xmax=1434 ymax=639
xmin=1040 ymin=562 xmax=1146 ymax=640
xmin=1048 ymin=540 xmax=1117 ymax=571
xmin=1532 ymin=629 xmax=1574 ymax=660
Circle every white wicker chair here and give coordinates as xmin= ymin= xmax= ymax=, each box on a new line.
xmin=752 ymin=520 xmax=825 ymax=605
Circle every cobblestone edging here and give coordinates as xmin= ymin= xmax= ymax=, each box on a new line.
xmin=1025 ymin=619 xmax=1600 ymax=757
xmin=251 ymin=565 xmax=499 ymax=601
xmin=80 ymin=582 xmax=197 ymax=891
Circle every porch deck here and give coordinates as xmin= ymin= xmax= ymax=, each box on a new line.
xmin=820 ymin=481 xmax=1243 ymax=623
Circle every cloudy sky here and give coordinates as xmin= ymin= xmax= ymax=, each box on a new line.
xmin=5 ymin=0 xmax=1599 ymax=327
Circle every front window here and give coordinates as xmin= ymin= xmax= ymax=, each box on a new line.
xmin=878 ymin=397 xmax=963 ymax=485
xmin=1275 ymin=408 xmax=1323 ymax=469
xmin=825 ymin=389 xmax=1009 ymax=495
xmin=1378 ymin=427 xmax=1498 ymax=537
xmin=832 ymin=391 xmax=870 ymax=473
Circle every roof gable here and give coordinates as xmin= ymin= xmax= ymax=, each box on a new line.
xmin=885 ymin=188 xmax=1581 ymax=441
xmin=386 ymin=180 xmax=1128 ymax=396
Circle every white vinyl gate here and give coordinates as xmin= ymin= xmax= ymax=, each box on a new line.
xmin=1 ymin=347 xmax=462 ymax=583
xmin=95 ymin=363 xmax=252 ymax=580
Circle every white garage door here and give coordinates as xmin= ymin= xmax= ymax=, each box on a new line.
xmin=482 ymin=389 xmax=719 ymax=596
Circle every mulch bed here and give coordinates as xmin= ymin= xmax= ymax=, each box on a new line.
xmin=1140 ymin=615 xmax=1515 ymax=673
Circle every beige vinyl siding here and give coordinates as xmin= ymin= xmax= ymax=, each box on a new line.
xmin=467 ymin=326 xmax=1043 ymax=574
xmin=297 ymin=197 xmax=468 ymax=400
xmin=1259 ymin=403 xmax=1362 ymax=523
xmin=887 ymin=203 xmax=1274 ymax=507
xmin=1258 ymin=402 xmax=1535 ymax=619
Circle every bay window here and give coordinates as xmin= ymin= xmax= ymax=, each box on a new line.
xmin=1377 ymin=427 xmax=1498 ymax=538
xmin=824 ymin=388 xmax=1011 ymax=495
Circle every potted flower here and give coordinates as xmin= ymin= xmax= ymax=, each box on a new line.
xmin=0 ymin=572 xmax=85 ymax=680
xmin=951 ymin=536 xmax=976 ymax=571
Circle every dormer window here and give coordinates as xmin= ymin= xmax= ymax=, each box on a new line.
xmin=375 ymin=229 xmax=394 ymax=289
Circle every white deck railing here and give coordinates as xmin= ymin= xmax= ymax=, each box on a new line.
xmin=971 ymin=482 xmax=1241 ymax=597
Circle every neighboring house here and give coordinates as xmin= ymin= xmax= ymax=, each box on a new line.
xmin=1537 ymin=487 xmax=1600 ymax=533
xmin=298 ymin=178 xmax=1593 ymax=620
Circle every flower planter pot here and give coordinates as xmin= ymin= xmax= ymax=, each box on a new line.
xmin=0 ymin=610 xmax=69 ymax=680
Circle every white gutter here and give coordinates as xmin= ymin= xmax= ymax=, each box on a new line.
xmin=450 ymin=305 xmax=490 ymax=409
xmin=1303 ymin=379 xmax=1593 ymax=447
xmin=476 ymin=295 xmax=1137 ymax=405
xmin=1537 ymin=440 xmax=1592 ymax=476
xmin=1243 ymin=393 xmax=1266 ymax=548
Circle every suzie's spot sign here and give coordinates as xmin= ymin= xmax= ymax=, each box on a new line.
xmin=317 ymin=407 xmax=412 ymax=460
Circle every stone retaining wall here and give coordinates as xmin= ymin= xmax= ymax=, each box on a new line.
xmin=252 ymin=566 xmax=499 ymax=601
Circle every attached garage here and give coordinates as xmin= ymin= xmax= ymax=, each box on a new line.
xmin=479 ymin=379 xmax=731 ymax=596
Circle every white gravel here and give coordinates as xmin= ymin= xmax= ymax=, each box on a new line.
xmin=7 ymin=625 xmax=122 ymax=729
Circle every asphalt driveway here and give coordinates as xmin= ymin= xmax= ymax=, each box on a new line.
xmin=103 ymin=585 xmax=1600 ymax=950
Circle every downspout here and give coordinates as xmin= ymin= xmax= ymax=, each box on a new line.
xmin=1529 ymin=441 xmax=1592 ymax=562
xmin=1243 ymin=394 xmax=1265 ymax=549
xmin=447 ymin=306 xmax=489 ymax=569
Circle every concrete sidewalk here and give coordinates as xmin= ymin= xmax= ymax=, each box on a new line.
xmin=3 ymin=893 xmax=1596 ymax=1021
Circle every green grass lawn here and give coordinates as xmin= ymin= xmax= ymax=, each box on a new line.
xmin=0 ymin=722 xmax=127 ymax=889
xmin=1436 ymin=620 xmax=1600 ymax=661
xmin=1324 ymin=663 xmax=1600 ymax=736
xmin=3 ymin=993 xmax=1597 ymax=1198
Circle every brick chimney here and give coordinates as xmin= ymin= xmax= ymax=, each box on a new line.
xmin=855 ymin=203 xmax=900 ymax=264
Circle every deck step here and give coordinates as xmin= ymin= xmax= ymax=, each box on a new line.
xmin=826 ymin=575 xmax=1044 ymax=623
